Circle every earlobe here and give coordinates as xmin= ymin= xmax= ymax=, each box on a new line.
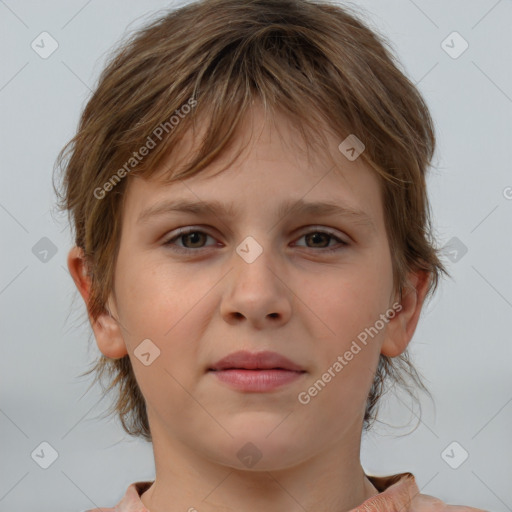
xmin=67 ymin=246 xmax=128 ymax=360
xmin=93 ymin=305 xmax=129 ymax=359
xmin=380 ymin=270 xmax=431 ymax=358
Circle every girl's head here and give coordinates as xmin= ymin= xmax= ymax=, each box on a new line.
xmin=55 ymin=0 xmax=447 ymax=454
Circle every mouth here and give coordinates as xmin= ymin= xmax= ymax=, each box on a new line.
xmin=207 ymin=350 xmax=306 ymax=392
xmin=208 ymin=368 xmax=306 ymax=392
xmin=208 ymin=367 xmax=304 ymax=371
xmin=208 ymin=350 xmax=305 ymax=372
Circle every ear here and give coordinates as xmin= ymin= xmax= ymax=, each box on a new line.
xmin=380 ymin=270 xmax=431 ymax=358
xmin=67 ymin=246 xmax=128 ymax=359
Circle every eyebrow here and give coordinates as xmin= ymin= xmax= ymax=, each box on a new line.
xmin=137 ymin=197 xmax=376 ymax=232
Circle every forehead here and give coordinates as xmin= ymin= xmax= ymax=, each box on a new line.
xmin=122 ymin=104 xmax=384 ymax=230
xmin=152 ymin=101 xmax=341 ymax=179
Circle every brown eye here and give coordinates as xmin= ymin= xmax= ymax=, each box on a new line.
xmin=305 ymin=232 xmax=331 ymax=248
xmin=163 ymin=228 xmax=217 ymax=253
xmin=179 ymin=231 xmax=207 ymax=248
xmin=295 ymin=229 xmax=348 ymax=253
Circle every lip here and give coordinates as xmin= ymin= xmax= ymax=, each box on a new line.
xmin=209 ymin=350 xmax=305 ymax=372
xmin=208 ymin=350 xmax=306 ymax=392
xmin=209 ymin=369 xmax=305 ymax=392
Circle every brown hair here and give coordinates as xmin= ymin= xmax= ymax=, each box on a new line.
xmin=54 ymin=0 xmax=448 ymax=442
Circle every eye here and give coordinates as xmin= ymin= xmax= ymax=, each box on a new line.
xmin=162 ymin=228 xmax=218 ymax=253
xmin=162 ymin=227 xmax=348 ymax=254
xmin=294 ymin=229 xmax=348 ymax=253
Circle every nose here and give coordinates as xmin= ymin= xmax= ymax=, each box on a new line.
xmin=219 ymin=239 xmax=292 ymax=329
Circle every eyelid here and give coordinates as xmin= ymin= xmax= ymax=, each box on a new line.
xmin=163 ymin=224 xmax=348 ymax=240
xmin=162 ymin=226 xmax=219 ymax=252
xmin=295 ymin=225 xmax=349 ymax=243
xmin=163 ymin=226 xmax=216 ymax=243
xmin=162 ymin=225 xmax=350 ymax=255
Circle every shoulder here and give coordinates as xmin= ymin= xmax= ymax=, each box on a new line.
xmin=79 ymin=509 xmax=116 ymax=512
xmin=364 ymin=471 xmax=487 ymax=512
xmin=79 ymin=480 xmax=153 ymax=512
xmin=410 ymin=493 xmax=489 ymax=512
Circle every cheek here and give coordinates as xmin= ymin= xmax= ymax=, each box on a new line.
xmin=114 ymin=253 xmax=200 ymax=334
xmin=112 ymin=259 xmax=213 ymax=414
xmin=303 ymin=248 xmax=392 ymax=400
xmin=113 ymin=255 xmax=218 ymax=371
xmin=302 ymin=275 xmax=386 ymax=429
xmin=315 ymin=252 xmax=393 ymax=339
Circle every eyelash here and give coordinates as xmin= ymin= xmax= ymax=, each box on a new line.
xmin=162 ymin=227 xmax=348 ymax=254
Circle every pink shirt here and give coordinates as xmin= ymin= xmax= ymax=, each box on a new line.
xmin=83 ymin=472 xmax=486 ymax=511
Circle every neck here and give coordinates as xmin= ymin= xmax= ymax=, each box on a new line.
xmin=140 ymin=418 xmax=379 ymax=512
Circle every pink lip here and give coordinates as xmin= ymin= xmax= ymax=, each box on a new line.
xmin=208 ymin=350 xmax=306 ymax=392
xmin=210 ymin=369 xmax=305 ymax=392
xmin=209 ymin=350 xmax=305 ymax=372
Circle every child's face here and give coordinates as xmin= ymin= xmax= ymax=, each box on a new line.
xmin=88 ymin=105 xmax=421 ymax=469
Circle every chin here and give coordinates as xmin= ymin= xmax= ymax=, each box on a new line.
xmin=210 ymin=429 xmax=309 ymax=472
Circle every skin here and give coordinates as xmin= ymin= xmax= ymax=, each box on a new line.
xmin=68 ymin=103 xmax=434 ymax=511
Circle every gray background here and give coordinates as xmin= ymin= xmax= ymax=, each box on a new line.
xmin=0 ymin=0 xmax=511 ymax=511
